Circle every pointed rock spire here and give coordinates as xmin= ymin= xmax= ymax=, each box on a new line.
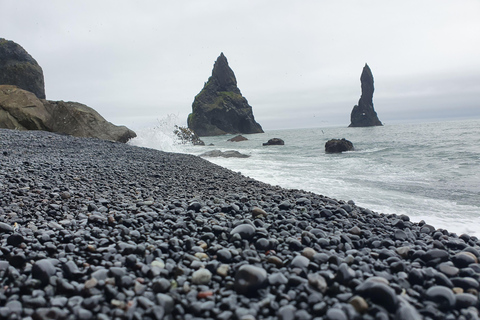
xmin=187 ymin=53 xmax=263 ymax=137
xmin=349 ymin=64 xmax=383 ymax=127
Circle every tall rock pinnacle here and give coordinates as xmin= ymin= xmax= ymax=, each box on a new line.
xmin=349 ymin=64 xmax=383 ymax=127
xmin=0 ymin=38 xmax=46 ymax=99
xmin=187 ymin=53 xmax=264 ymax=136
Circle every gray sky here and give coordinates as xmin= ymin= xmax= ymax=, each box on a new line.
xmin=2 ymin=0 xmax=480 ymax=130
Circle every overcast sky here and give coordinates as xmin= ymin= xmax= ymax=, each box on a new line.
xmin=2 ymin=1 xmax=480 ymax=130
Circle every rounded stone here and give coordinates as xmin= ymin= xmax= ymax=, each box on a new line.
xmin=452 ymin=252 xmax=478 ymax=268
xmin=216 ymin=249 xmax=232 ymax=263
xmin=230 ymin=224 xmax=255 ymax=240
xmin=192 ymin=268 xmax=212 ymax=285
xmin=32 ymin=259 xmax=56 ymax=285
xmin=7 ymin=233 xmax=24 ymax=246
xmin=349 ymin=295 xmax=368 ymax=313
xmin=234 ymin=265 xmax=267 ymax=296
xmin=355 ymin=281 xmax=397 ymax=312
xmin=325 ymin=308 xmax=347 ymax=320
xmin=425 ymin=285 xmax=456 ymax=310
xmin=455 ymin=293 xmax=478 ymax=309
xmin=252 ymin=207 xmax=268 ymax=218
xmin=290 ymin=255 xmax=310 ymax=269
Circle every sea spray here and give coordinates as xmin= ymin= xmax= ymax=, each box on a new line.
xmin=128 ymin=114 xmax=190 ymax=153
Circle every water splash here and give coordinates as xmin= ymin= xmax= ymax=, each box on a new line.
xmin=128 ymin=114 xmax=186 ymax=153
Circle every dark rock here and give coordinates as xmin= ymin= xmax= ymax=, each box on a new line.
xmin=173 ymin=125 xmax=205 ymax=145
xmin=0 ymin=38 xmax=45 ymax=99
xmin=349 ymin=64 xmax=383 ymax=127
xmin=32 ymin=259 xmax=56 ymax=286
xmin=355 ymin=280 xmax=397 ymax=312
xmin=234 ymin=265 xmax=268 ymax=296
xmin=425 ymin=285 xmax=456 ymax=310
xmin=325 ymin=308 xmax=347 ymax=320
xmin=199 ymin=149 xmax=250 ymax=158
xmin=0 ymin=222 xmax=14 ymax=233
xmin=263 ymin=138 xmax=284 ymax=146
xmin=0 ymin=86 xmax=136 ymax=142
xmin=230 ymin=224 xmax=256 ymax=240
xmin=187 ymin=53 xmax=263 ymax=136
xmin=455 ymin=293 xmax=478 ymax=309
xmin=6 ymin=233 xmax=23 ymax=246
xmin=228 ymin=135 xmax=248 ymax=142
xmin=325 ymin=139 xmax=354 ymax=153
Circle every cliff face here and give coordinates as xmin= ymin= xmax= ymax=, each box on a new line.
xmin=0 ymin=38 xmax=46 ymax=99
xmin=349 ymin=64 xmax=383 ymax=127
xmin=0 ymin=85 xmax=137 ymax=143
xmin=187 ymin=53 xmax=263 ymax=137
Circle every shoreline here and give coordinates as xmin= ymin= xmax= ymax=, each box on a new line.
xmin=1 ymin=128 xmax=479 ymax=319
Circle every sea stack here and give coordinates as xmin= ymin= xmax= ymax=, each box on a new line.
xmin=187 ymin=53 xmax=264 ymax=136
xmin=0 ymin=38 xmax=46 ymax=99
xmin=349 ymin=64 xmax=383 ymax=127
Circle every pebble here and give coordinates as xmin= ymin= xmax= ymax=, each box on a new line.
xmin=234 ymin=265 xmax=268 ymax=296
xmin=191 ymin=268 xmax=212 ymax=285
xmin=32 ymin=259 xmax=56 ymax=285
xmin=425 ymin=285 xmax=456 ymax=310
xmin=1 ymin=129 xmax=480 ymax=320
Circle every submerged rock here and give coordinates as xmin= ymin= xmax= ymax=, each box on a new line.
xmin=349 ymin=64 xmax=383 ymax=127
xmin=0 ymin=38 xmax=45 ymax=99
xmin=187 ymin=53 xmax=263 ymax=136
xmin=173 ymin=125 xmax=205 ymax=145
xmin=263 ymin=138 xmax=284 ymax=146
xmin=199 ymin=149 xmax=250 ymax=158
xmin=228 ymin=135 xmax=248 ymax=142
xmin=325 ymin=138 xmax=354 ymax=153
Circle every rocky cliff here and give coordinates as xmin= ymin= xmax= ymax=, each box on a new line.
xmin=349 ymin=64 xmax=383 ymax=127
xmin=0 ymin=38 xmax=46 ymax=99
xmin=0 ymin=85 xmax=136 ymax=142
xmin=187 ymin=53 xmax=264 ymax=136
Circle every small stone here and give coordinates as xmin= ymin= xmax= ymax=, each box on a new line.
xmin=230 ymin=224 xmax=255 ymax=240
xmin=438 ymin=263 xmax=459 ymax=277
xmin=195 ymin=252 xmax=209 ymax=260
xmin=452 ymin=252 xmax=478 ymax=268
xmin=0 ymin=222 xmax=13 ymax=233
xmin=308 ymin=274 xmax=327 ymax=293
xmin=152 ymin=278 xmax=171 ymax=293
xmin=349 ymin=296 xmax=368 ymax=313
xmin=290 ymin=255 xmax=309 ymax=269
xmin=278 ymin=305 xmax=296 ymax=320
xmin=336 ymin=263 xmax=355 ymax=285
xmin=32 ymin=259 xmax=56 ymax=286
xmin=217 ymin=264 xmax=229 ymax=277
xmin=267 ymin=256 xmax=284 ymax=267
xmin=325 ymin=308 xmax=347 ymax=320
xmin=355 ymin=280 xmax=397 ymax=312
xmin=396 ymin=246 xmax=410 ymax=258
xmin=349 ymin=226 xmax=361 ymax=236
xmin=84 ymin=277 xmax=98 ymax=289
xmin=302 ymin=247 xmax=316 ymax=260
xmin=192 ymin=268 xmax=212 ymax=285
xmin=234 ymin=265 xmax=268 ymax=296
xmin=252 ymin=207 xmax=268 ymax=218
xmin=197 ymin=291 xmax=214 ymax=299
xmin=7 ymin=234 xmax=24 ymax=246
xmin=268 ymin=272 xmax=288 ymax=286
xmin=455 ymin=293 xmax=478 ymax=309
xmin=425 ymin=285 xmax=456 ymax=310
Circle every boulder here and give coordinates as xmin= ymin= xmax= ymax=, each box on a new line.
xmin=228 ymin=135 xmax=248 ymax=142
xmin=349 ymin=64 xmax=383 ymax=127
xmin=0 ymin=85 xmax=136 ymax=142
xmin=0 ymin=38 xmax=45 ymax=99
xmin=187 ymin=53 xmax=264 ymax=136
xmin=325 ymin=139 xmax=354 ymax=153
xmin=199 ymin=150 xmax=250 ymax=158
xmin=173 ymin=125 xmax=205 ymax=145
xmin=263 ymin=138 xmax=284 ymax=146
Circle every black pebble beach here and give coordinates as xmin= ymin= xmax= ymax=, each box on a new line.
xmin=1 ymin=128 xmax=479 ymax=320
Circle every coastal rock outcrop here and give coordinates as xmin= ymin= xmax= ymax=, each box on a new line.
xmin=173 ymin=125 xmax=205 ymax=145
xmin=263 ymin=138 xmax=284 ymax=146
xmin=228 ymin=135 xmax=248 ymax=142
xmin=325 ymin=138 xmax=354 ymax=153
xmin=0 ymin=85 xmax=136 ymax=142
xmin=349 ymin=64 xmax=383 ymax=127
xmin=187 ymin=53 xmax=264 ymax=136
xmin=0 ymin=38 xmax=46 ymax=99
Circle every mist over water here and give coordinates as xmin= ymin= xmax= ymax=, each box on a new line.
xmin=129 ymin=118 xmax=480 ymax=238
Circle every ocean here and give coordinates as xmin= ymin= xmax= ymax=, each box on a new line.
xmin=129 ymin=118 xmax=480 ymax=238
